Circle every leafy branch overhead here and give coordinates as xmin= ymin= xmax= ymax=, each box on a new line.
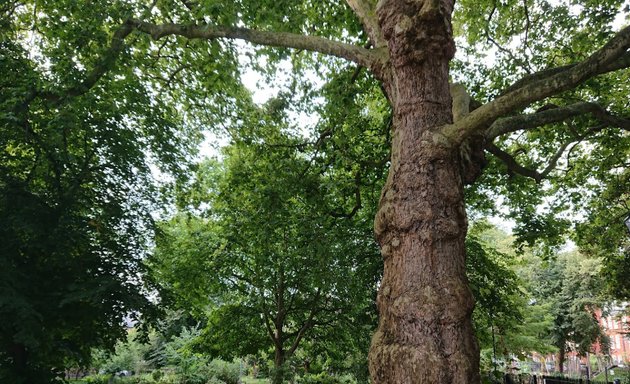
xmin=24 ymin=0 xmax=629 ymax=188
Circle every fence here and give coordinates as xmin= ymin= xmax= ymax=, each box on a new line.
xmin=503 ymin=373 xmax=621 ymax=384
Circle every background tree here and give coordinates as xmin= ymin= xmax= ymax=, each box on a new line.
xmin=465 ymin=224 xmax=524 ymax=373
xmin=0 ymin=5 xmax=197 ymax=382
xmin=151 ymin=95 xmax=387 ymax=384
xmin=574 ymin=166 xmax=630 ymax=301
xmin=154 ymin=97 xmax=555 ymax=383
xmin=528 ymin=251 xmax=609 ymax=373
xmin=465 ymin=223 xmax=557 ymax=376
xmin=3 ymin=0 xmax=629 ymax=382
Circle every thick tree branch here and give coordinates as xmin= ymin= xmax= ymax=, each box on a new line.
xmin=539 ymin=140 xmax=571 ymax=179
xmin=285 ymin=289 xmax=322 ymax=356
xmin=501 ymin=52 xmax=630 ymax=95
xmin=486 ymin=101 xmax=630 ymax=140
xmin=260 ymin=294 xmax=278 ymax=345
xmin=287 ymin=311 xmax=317 ymax=356
xmin=93 ymin=21 xmax=136 ymax=75
xmin=345 ymin=0 xmax=387 ymax=48
xmin=128 ymin=19 xmax=386 ymax=73
xmin=26 ymin=21 xmax=135 ymax=105
xmin=330 ymin=172 xmax=362 ymax=219
xmin=442 ymin=25 xmax=630 ymax=144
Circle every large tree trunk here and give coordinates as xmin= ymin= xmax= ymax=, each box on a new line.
xmin=368 ymin=0 xmax=480 ymax=383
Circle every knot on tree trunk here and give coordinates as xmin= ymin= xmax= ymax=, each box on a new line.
xmin=377 ymin=0 xmax=455 ymax=66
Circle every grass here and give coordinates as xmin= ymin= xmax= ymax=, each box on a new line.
xmin=592 ymin=366 xmax=630 ymax=383
xmin=241 ymin=376 xmax=270 ymax=384
xmin=68 ymin=374 xmax=271 ymax=384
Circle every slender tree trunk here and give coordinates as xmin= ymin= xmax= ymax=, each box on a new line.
xmin=368 ymin=0 xmax=480 ymax=382
xmin=273 ymin=346 xmax=285 ymax=384
xmin=272 ymin=260 xmax=286 ymax=384
xmin=9 ymin=342 xmax=29 ymax=384
xmin=557 ymin=349 xmax=565 ymax=374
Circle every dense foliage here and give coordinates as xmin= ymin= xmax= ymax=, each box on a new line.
xmin=0 ymin=4 xmax=197 ymax=382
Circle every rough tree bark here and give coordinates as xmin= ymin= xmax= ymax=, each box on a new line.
xmin=367 ymin=0 xmax=480 ymax=383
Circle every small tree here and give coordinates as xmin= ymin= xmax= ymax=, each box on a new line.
xmin=152 ymin=99 xmax=384 ymax=384
xmin=529 ymin=252 xmax=609 ymax=373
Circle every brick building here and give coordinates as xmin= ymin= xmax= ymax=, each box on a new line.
xmin=597 ymin=304 xmax=630 ymax=365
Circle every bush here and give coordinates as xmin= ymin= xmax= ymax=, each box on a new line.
xmin=296 ymin=372 xmax=356 ymax=384
xmin=152 ymin=370 xmax=164 ymax=382
xmin=157 ymin=372 xmax=178 ymax=384
xmin=125 ymin=373 xmax=157 ymax=384
xmin=205 ymin=377 xmax=226 ymax=384
xmin=91 ymin=330 xmax=153 ymax=375
xmin=208 ymin=360 xmax=241 ymax=384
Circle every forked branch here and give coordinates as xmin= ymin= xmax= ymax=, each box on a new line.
xmin=486 ymin=143 xmax=544 ymax=182
xmin=488 ymin=139 xmax=573 ymax=183
xmin=28 ymin=15 xmax=386 ymax=106
xmin=28 ymin=21 xmax=135 ymax=104
xmin=487 ymin=120 xmax=614 ymax=182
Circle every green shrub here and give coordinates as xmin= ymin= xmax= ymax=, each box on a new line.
xmin=152 ymin=370 xmax=164 ymax=382
xmin=125 ymin=373 xmax=156 ymax=384
xmin=83 ymin=374 xmax=113 ymax=384
xmin=157 ymin=372 xmax=177 ymax=384
xmin=91 ymin=330 xmax=152 ymax=375
xmin=176 ymin=369 xmax=210 ymax=384
xmin=205 ymin=377 xmax=226 ymax=384
xmin=208 ymin=360 xmax=241 ymax=384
